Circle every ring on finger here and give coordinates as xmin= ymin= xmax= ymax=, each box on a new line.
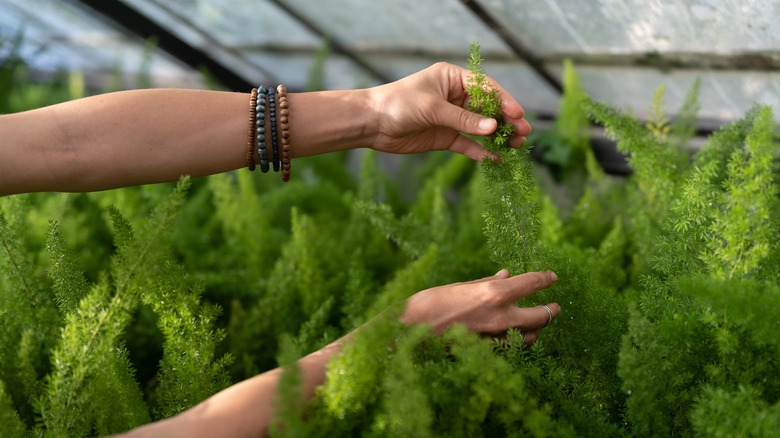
xmin=540 ymin=304 xmax=553 ymax=327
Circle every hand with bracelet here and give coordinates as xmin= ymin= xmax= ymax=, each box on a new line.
xmin=0 ymin=62 xmax=530 ymax=195
xmin=0 ymin=62 xmax=556 ymax=437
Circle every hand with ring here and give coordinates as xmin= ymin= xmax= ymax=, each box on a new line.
xmin=400 ymin=269 xmax=560 ymax=344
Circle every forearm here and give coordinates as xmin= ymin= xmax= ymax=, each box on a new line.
xmin=0 ymin=88 xmax=376 ymax=195
xmin=119 ymin=340 xmax=343 ymax=438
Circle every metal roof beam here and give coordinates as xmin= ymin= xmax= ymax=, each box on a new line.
xmin=460 ymin=0 xmax=562 ymax=94
xmin=544 ymin=51 xmax=780 ymax=72
xmin=78 ymin=0 xmax=261 ymax=91
xmin=268 ymin=0 xmax=393 ymax=84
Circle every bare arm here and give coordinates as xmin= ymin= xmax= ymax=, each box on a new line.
xmin=0 ymin=63 xmax=530 ymax=196
xmin=119 ymin=340 xmax=344 ymax=438
xmin=0 ymin=88 xmax=375 ymax=195
xmin=118 ymin=270 xmax=559 ymax=438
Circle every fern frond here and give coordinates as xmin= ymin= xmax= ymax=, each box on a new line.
xmin=374 ymin=325 xmax=433 ymax=437
xmin=481 ymin=149 xmax=541 ymax=272
xmin=0 ymin=379 xmax=26 ymax=438
xmin=270 ymin=334 xmax=307 ymax=437
xmin=705 ymin=105 xmax=778 ymax=279
xmin=670 ymin=77 xmax=701 ymax=148
xmin=354 ymin=200 xmax=430 ymax=258
xmin=38 ymin=278 xmax=141 ymax=436
xmin=646 ymin=83 xmax=671 ymax=141
xmin=46 ymin=220 xmax=90 ymax=315
xmin=692 ymin=386 xmax=780 ymax=436
xmin=585 ymin=98 xmax=679 ymax=213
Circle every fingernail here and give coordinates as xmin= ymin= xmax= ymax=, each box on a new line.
xmin=479 ymin=117 xmax=495 ymax=132
xmin=495 ymin=268 xmax=509 ymax=276
xmin=550 ymin=271 xmax=558 ymax=282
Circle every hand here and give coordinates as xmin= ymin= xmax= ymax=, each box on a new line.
xmin=367 ymin=62 xmax=532 ymax=162
xmin=400 ymin=269 xmax=559 ymax=344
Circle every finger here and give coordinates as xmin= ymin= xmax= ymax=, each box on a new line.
xmin=461 ymin=268 xmax=511 ymax=285
xmin=495 ymin=271 xmax=558 ymax=302
xmin=493 ymin=84 xmax=525 ymax=121
xmin=509 ymin=136 xmax=527 ymax=149
xmin=432 ymin=101 xmax=497 ymax=137
xmin=449 ymin=62 xmax=529 ymax=139
xmin=521 ymin=329 xmax=539 ymax=345
xmin=457 ymin=66 xmax=525 ymax=121
xmin=494 ymin=268 xmax=511 ymax=279
xmin=509 ymin=302 xmax=561 ymax=331
xmin=509 ymin=118 xmax=532 ymax=138
xmin=447 ymin=134 xmax=499 ymax=162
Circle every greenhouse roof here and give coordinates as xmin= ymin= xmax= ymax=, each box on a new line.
xmin=3 ymin=0 xmax=780 ymax=128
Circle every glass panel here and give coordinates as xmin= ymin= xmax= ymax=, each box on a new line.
xmin=279 ymin=0 xmax=510 ymax=54
xmin=120 ymin=0 xmax=348 ymax=87
xmin=477 ymin=0 xmax=780 ymax=54
xmin=122 ymin=0 xmax=321 ymax=48
xmin=243 ymin=51 xmax=380 ymax=91
xmin=547 ymin=64 xmax=780 ymax=124
xmin=3 ymin=0 xmax=204 ymax=88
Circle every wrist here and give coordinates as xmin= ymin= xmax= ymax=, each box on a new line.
xmin=286 ymin=88 xmax=378 ymax=157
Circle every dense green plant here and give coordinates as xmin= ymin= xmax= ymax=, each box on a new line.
xmin=1 ymin=39 xmax=778 ymax=438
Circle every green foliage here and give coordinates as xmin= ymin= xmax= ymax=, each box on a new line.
xmin=588 ymin=81 xmax=780 ymax=436
xmin=532 ymin=59 xmax=600 ymax=181
xmin=466 ymin=42 xmax=503 ymax=121
xmin=35 ymin=179 xmax=233 ymax=436
xmin=46 ymin=220 xmax=90 ymax=315
xmin=269 ymin=334 xmax=306 ymax=437
xmin=0 ymin=195 xmax=61 ymax=428
xmin=646 ymin=83 xmax=672 ymax=141
xmin=704 ymin=106 xmax=778 ymax=279
xmin=0 ymin=379 xmax=26 ymax=438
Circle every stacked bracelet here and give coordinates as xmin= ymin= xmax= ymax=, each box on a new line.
xmin=256 ymin=85 xmax=270 ymax=173
xmin=246 ymin=84 xmax=291 ymax=181
xmin=277 ymin=84 xmax=292 ymax=182
xmin=246 ymin=88 xmax=258 ymax=171
xmin=267 ymin=87 xmax=280 ymax=173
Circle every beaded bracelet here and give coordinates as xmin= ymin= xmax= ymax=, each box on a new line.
xmin=267 ymin=87 xmax=280 ymax=173
xmin=277 ymin=84 xmax=291 ymax=182
xmin=246 ymin=88 xmax=258 ymax=171
xmin=256 ymin=85 xmax=270 ymax=173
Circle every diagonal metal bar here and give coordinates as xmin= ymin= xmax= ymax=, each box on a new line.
xmin=460 ymin=0 xmax=562 ymax=95
xmin=268 ymin=0 xmax=393 ymax=84
xmin=78 ymin=0 xmax=266 ymax=91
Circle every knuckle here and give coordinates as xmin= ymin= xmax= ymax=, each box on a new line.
xmin=480 ymin=282 xmax=505 ymax=306
xmin=458 ymin=110 xmax=474 ymax=130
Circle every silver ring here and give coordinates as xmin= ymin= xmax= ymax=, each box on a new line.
xmin=540 ymin=304 xmax=553 ymax=327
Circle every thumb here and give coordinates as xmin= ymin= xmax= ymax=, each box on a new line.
xmin=437 ymin=103 xmax=497 ymax=136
